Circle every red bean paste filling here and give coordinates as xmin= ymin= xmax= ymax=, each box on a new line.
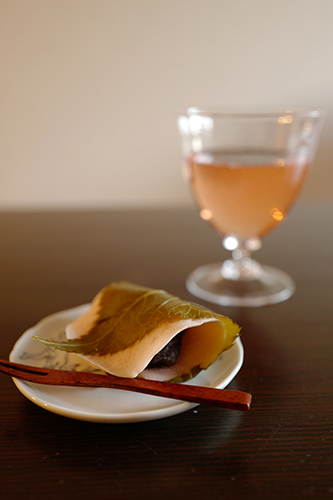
xmin=147 ymin=330 xmax=186 ymax=368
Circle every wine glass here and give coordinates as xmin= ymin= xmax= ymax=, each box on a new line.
xmin=177 ymin=106 xmax=324 ymax=307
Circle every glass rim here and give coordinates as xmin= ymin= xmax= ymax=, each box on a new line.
xmin=181 ymin=106 xmax=325 ymax=119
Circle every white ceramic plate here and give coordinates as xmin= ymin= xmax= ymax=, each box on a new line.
xmin=9 ymin=305 xmax=244 ymax=423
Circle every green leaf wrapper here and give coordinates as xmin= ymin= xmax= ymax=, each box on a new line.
xmin=33 ymin=281 xmax=240 ymax=382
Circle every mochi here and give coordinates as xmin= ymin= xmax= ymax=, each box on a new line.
xmin=33 ymin=281 xmax=240 ymax=382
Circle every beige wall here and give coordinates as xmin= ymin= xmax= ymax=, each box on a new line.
xmin=0 ymin=0 xmax=332 ymax=210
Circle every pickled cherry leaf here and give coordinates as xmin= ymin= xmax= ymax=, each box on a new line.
xmin=32 ymin=281 xmax=240 ymax=357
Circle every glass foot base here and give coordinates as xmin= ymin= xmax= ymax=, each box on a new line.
xmin=186 ymin=262 xmax=295 ymax=307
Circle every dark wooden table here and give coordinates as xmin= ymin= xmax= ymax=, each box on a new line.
xmin=0 ymin=204 xmax=332 ymax=499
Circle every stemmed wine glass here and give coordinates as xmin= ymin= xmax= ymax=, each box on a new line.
xmin=177 ymin=107 xmax=324 ymax=307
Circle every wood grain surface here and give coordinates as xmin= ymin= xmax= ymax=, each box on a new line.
xmin=0 ymin=204 xmax=332 ymax=499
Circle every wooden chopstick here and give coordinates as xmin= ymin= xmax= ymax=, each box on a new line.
xmin=0 ymin=359 xmax=251 ymax=411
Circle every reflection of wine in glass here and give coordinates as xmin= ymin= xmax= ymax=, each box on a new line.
xmin=178 ymin=108 xmax=324 ymax=307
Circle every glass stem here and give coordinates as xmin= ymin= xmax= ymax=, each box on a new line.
xmin=221 ymin=236 xmax=263 ymax=281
